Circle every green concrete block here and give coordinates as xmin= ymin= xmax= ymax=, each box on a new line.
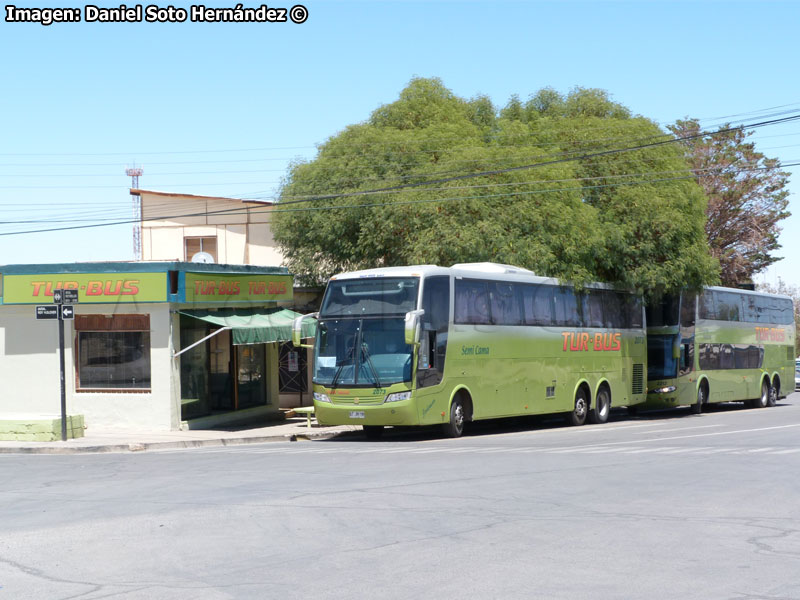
xmin=24 ymin=423 xmax=56 ymax=434
xmin=0 ymin=415 xmax=85 ymax=441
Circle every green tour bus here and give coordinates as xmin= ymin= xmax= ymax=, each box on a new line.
xmin=646 ymin=286 xmax=795 ymax=413
xmin=293 ymin=263 xmax=648 ymax=438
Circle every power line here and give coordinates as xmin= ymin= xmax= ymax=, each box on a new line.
xmin=1 ymin=160 xmax=796 ymax=235
xmin=0 ymin=110 xmax=796 ymax=232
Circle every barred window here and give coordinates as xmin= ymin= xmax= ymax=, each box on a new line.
xmin=75 ymin=314 xmax=151 ymax=391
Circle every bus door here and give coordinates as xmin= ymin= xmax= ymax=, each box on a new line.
xmin=678 ymin=293 xmax=697 ymax=404
xmin=417 ymin=276 xmax=450 ymax=392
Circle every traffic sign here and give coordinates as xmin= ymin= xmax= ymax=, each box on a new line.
xmin=36 ymin=305 xmax=59 ymax=320
xmin=53 ymin=288 xmax=79 ymax=304
xmin=61 ymin=305 xmax=75 ymax=320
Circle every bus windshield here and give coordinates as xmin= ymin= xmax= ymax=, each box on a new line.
xmin=646 ymin=295 xmax=680 ymax=327
xmin=313 ymin=317 xmax=413 ymax=387
xmin=647 ymin=334 xmax=678 ymax=380
xmin=320 ymin=277 xmax=419 ymax=318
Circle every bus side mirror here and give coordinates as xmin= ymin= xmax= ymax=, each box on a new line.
xmin=404 ymin=309 xmax=424 ymax=346
xmin=292 ymin=312 xmax=318 ymax=348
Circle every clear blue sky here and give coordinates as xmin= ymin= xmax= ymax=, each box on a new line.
xmin=1 ymin=0 xmax=798 ymax=287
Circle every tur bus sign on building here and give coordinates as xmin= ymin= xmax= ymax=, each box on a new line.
xmin=0 ymin=261 xmax=304 ymax=440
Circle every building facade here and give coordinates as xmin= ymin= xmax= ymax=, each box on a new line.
xmin=134 ymin=188 xmax=282 ymax=266
xmin=133 ymin=188 xmax=320 ymax=410
xmin=0 ymin=261 xmax=310 ymax=438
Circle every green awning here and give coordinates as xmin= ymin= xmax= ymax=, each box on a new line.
xmin=180 ymin=308 xmax=316 ymax=345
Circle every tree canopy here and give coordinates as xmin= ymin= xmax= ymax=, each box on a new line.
xmin=272 ymin=77 xmax=719 ymax=296
xmin=669 ymin=119 xmax=791 ymax=286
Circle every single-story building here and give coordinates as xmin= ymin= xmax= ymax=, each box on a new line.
xmin=0 ymin=261 xmax=314 ymax=440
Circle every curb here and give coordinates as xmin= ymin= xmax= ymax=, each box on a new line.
xmin=0 ymin=429 xmax=358 ymax=455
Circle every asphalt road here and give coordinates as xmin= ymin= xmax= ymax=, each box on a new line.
xmin=2 ymin=395 xmax=800 ymax=600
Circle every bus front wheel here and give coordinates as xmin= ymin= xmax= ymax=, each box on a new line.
xmin=443 ymin=398 xmax=465 ymax=438
xmin=691 ymin=385 xmax=705 ymax=414
xmin=567 ymin=389 xmax=588 ymax=426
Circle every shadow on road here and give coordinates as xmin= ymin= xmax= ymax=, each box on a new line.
xmin=318 ymin=397 xmax=795 ymax=443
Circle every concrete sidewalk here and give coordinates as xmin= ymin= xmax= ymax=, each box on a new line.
xmin=0 ymin=417 xmax=363 ymax=454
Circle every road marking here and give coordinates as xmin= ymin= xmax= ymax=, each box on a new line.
xmin=540 ymin=423 xmax=800 ymax=451
xmin=633 ymin=424 xmax=723 ymax=435
xmin=502 ymin=421 xmax=666 ymax=438
xmin=623 ymin=447 xmax=678 ymax=454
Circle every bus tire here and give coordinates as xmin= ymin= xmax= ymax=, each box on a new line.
xmin=752 ymin=379 xmax=769 ymax=409
xmin=589 ymin=386 xmax=611 ymax=424
xmin=443 ymin=397 xmax=465 ymax=438
xmin=691 ymin=384 xmax=705 ymax=414
xmin=363 ymin=425 xmax=384 ymax=440
xmin=567 ymin=388 xmax=588 ymax=426
xmin=767 ymin=380 xmax=778 ymax=407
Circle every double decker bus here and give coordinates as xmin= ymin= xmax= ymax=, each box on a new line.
xmin=646 ymin=286 xmax=795 ymax=413
xmin=293 ymin=263 xmax=647 ymax=438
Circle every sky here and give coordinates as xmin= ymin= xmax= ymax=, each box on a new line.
xmin=1 ymin=0 xmax=798 ymax=288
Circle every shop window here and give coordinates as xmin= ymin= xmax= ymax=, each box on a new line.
xmin=185 ymin=236 xmax=217 ymax=262
xmin=75 ymin=314 xmax=151 ymax=391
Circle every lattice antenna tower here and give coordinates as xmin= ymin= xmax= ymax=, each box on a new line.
xmin=126 ymin=165 xmax=144 ymax=260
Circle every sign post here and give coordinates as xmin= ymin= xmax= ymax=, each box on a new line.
xmin=44 ymin=289 xmax=79 ymax=441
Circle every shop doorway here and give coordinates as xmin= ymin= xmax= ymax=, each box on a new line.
xmin=180 ymin=316 xmax=271 ymax=421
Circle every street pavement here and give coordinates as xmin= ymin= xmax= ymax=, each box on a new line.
xmin=0 ymin=415 xmax=362 ymax=454
xmin=1 ymin=395 xmax=799 ymax=599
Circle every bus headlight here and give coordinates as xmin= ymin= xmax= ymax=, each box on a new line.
xmin=314 ymin=392 xmax=332 ymax=403
xmin=384 ymin=391 xmax=411 ymax=403
xmin=650 ymin=386 xmax=676 ymax=394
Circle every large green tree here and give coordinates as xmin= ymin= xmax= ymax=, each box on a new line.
xmin=669 ymin=119 xmax=791 ymax=286
xmin=272 ymin=78 xmax=718 ymax=295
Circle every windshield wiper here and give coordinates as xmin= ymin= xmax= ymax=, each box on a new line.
xmin=330 ymin=363 xmax=345 ymax=389
xmin=330 ymin=341 xmax=356 ymax=389
xmin=360 ymin=343 xmax=382 ymax=389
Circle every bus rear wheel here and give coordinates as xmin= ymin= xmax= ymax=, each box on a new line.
xmin=589 ymin=387 xmax=611 ymax=424
xmin=567 ymin=389 xmax=588 ymax=426
xmin=751 ymin=380 xmax=769 ymax=409
xmin=443 ymin=398 xmax=465 ymax=438
xmin=767 ymin=381 xmax=778 ymax=407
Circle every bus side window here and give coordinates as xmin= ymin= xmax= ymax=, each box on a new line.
xmin=716 ymin=291 xmax=741 ymax=321
xmin=625 ymin=295 xmax=644 ymax=328
xmin=454 ymin=280 xmax=490 ymax=325
xmin=679 ymin=340 xmax=694 ymax=375
xmin=554 ymin=287 xmax=581 ymax=327
xmin=680 ymin=293 xmax=696 ymax=328
xmin=522 ymin=284 xmax=554 ymax=326
xmin=743 ymin=296 xmax=759 ymax=323
xmin=699 ymin=291 xmax=716 ymax=320
xmin=489 ymin=282 xmax=522 ymax=325
xmin=582 ymin=290 xmax=605 ymax=328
